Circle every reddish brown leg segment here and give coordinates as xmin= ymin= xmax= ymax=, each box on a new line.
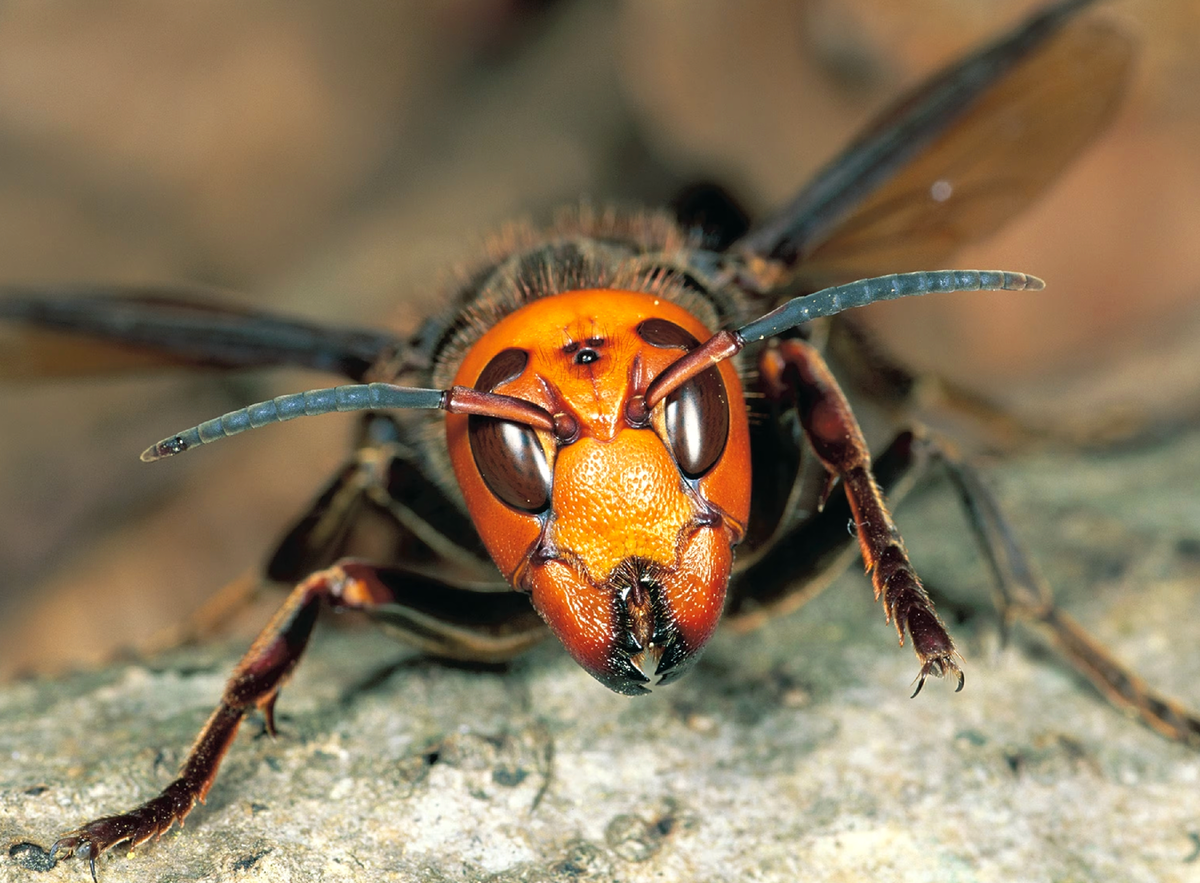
xmin=761 ymin=340 xmax=962 ymax=695
xmin=936 ymin=449 xmax=1200 ymax=747
xmin=50 ymin=562 xmax=397 ymax=881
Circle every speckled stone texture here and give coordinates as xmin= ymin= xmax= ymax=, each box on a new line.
xmin=2 ymin=424 xmax=1198 ymax=883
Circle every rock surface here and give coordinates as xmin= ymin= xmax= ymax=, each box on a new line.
xmin=3 ymin=425 xmax=1199 ymax=883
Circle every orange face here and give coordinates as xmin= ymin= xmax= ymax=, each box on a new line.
xmin=446 ymin=289 xmax=751 ymax=694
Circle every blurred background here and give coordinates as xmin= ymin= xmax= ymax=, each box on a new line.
xmin=0 ymin=0 xmax=1197 ymax=675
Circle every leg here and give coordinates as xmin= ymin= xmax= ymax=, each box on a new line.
xmin=267 ymin=414 xmax=493 ymax=584
xmin=933 ymin=444 xmax=1200 ymax=747
xmin=731 ymin=406 xmax=1200 ymax=747
xmin=48 ymin=561 xmax=542 ymax=880
xmin=759 ymin=339 xmax=961 ymax=695
xmin=148 ymin=414 xmax=502 ymax=654
xmin=726 ymin=429 xmax=925 ymax=628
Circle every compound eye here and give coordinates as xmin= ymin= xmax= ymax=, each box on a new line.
xmin=664 ymin=368 xmax=729 ymax=479
xmin=636 ymin=318 xmax=730 ymax=479
xmin=468 ymin=348 xmax=551 ymax=513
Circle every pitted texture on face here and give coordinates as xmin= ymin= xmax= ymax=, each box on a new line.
xmin=445 ymin=288 xmax=749 ymax=580
xmin=550 ymin=434 xmax=693 ymax=581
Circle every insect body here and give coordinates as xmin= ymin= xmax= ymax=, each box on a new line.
xmin=2 ymin=0 xmax=1197 ymax=877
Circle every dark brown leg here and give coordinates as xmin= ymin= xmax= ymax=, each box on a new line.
xmin=934 ymin=447 xmax=1200 ymax=747
xmin=50 ymin=562 xmax=405 ymax=880
xmin=725 ymin=429 xmax=926 ymax=629
xmin=130 ymin=416 xmax=502 ymax=659
xmin=268 ymin=415 xmax=493 ymax=584
xmin=760 ymin=339 xmax=962 ymax=695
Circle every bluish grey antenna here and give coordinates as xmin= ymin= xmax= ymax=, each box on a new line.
xmin=737 ymin=270 xmax=1043 ymax=343
xmin=141 ymin=383 xmax=445 ymax=461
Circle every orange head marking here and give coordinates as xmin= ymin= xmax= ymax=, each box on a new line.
xmin=446 ymin=289 xmax=751 ymax=694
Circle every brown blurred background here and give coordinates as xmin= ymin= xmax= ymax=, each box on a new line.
xmin=1 ymin=0 xmax=1197 ymax=675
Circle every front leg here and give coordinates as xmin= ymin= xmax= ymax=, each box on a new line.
xmin=760 ymin=339 xmax=962 ymax=695
xmin=50 ymin=562 xmax=402 ymax=881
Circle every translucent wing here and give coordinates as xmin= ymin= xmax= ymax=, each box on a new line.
xmin=735 ymin=0 xmax=1132 ymax=290
xmin=0 ymin=287 xmax=405 ymax=381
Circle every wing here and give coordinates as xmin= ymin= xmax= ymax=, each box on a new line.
xmin=733 ymin=0 xmax=1132 ymax=290
xmin=0 ymin=286 xmax=406 ymax=382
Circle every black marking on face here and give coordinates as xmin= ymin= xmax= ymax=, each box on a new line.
xmin=595 ymin=557 xmax=699 ymax=695
xmin=563 ymin=336 xmax=605 ymax=367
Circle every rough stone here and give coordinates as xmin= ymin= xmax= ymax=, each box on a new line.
xmin=2 ymin=425 xmax=1199 ymax=883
